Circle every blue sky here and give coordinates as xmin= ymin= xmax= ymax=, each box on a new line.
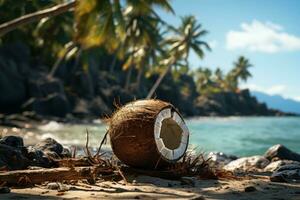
xmin=158 ymin=0 xmax=300 ymax=101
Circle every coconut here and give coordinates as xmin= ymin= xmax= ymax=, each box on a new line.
xmin=108 ymin=99 xmax=189 ymax=169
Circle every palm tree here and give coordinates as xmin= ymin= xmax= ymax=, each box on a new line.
xmin=146 ymin=15 xmax=210 ymax=99
xmin=122 ymin=10 xmax=164 ymax=91
xmin=75 ymin=0 xmax=174 ymax=91
xmin=48 ymin=0 xmax=173 ymax=79
xmin=0 ymin=0 xmax=174 ymax=39
xmin=233 ymin=56 xmax=253 ymax=82
xmin=226 ymin=56 xmax=252 ymax=91
xmin=214 ymin=67 xmax=226 ymax=89
xmin=194 ymin=68 xmax=215 ymax=94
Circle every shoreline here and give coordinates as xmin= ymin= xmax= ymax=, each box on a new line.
xmin=0 ymin=135 xmax=300 ymax=199
xmin=1 ymin=111 xmax=299 ymax=131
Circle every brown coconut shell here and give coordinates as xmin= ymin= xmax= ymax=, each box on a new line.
xmin=108 ymin=99 xmax=189 ymax=169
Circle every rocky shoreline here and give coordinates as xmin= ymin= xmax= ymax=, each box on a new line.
xmin=1 ymin=136 xmax=300 ymax=178
xmin=0 ymin=43 xmax=296 ymax=122
xmin=1 ymin=90 xmax=297 ymax=130
xmin=0 ymin=135 xmax=299 ymax=199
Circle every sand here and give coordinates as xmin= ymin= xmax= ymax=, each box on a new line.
xmin=2 ymin=175 xmax=300 ymax=200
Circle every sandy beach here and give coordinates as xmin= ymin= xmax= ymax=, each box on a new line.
xmin=2 ymin=174 xmax=300 ymax=200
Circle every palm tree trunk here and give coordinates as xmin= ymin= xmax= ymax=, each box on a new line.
xmin=109 ymin=55 xmax=117 ymax=73
xmin=124 ymin=65 xmax=133 ymax=91
xmin=48 ymin=43 xmax=76 ymax=78
xmin=136 ymin=65 xmax=144 ymax=90
xmin=146 ymin=64 xmax=172 ymax=99
xmin=0 ymin=1 xmax=76 ymax=36
xmin=71 ymin=47 xmax=82 ymax=76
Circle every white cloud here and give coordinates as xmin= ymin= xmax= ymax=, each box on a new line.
xmin=226 ymin=20 xmax=300 ymax=53
xmin=241 ymin=84 xmax=286 ymax=95
xmin=265 ymin=85 xmax=287 ymax=95
xmin=241 ymin=84 xmax=300 ymax=102
xmin=295 ymin=96 xmax=300 ymax=102
xmin=208 ymin=40 xmax=218 ymax=49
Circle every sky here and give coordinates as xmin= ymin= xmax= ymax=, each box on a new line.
xmin=158 ymin=0 xmax=300 ymax=101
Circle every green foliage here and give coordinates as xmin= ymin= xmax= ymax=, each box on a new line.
xmin=162 ymin=15 xmax=210 ymax=65
xmin=194 ymin=56 xmax=253 ymax=95
xmin=0 ymin=0 xmax=253 ymax=102
xmin=0 ymin=0 xmax=73 ymax=67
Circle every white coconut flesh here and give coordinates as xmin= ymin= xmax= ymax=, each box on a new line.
xmin=154 ymin=108 xmax=189 ymax=161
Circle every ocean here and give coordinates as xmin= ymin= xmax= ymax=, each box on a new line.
xmin=13 ymin=117 xmax=300 ymax=157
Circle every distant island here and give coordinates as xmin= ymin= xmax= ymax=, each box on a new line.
xmin=252 ymin=91 xmax=300 ymax=115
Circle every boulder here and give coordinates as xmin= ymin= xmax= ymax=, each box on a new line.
xmin=0 ymin=144 xmax=29 ymax=170
xmin=72 ymin=99 xmax=90 ymax=117
xmin=270 ymin=163 xmax=300 ymax=182
xmin=0 ymin=43 xmax=29 ymax=113
xmin=223 ymin=155 xmax=270 ymax=172
xmin=264 ymin=144 xmax=300 ymax=162
xmin=24 ymin=138 xmax=70 ymax=167
xmin=61 ymin=147 xmax=72 ymax=158
xmin=264 ymin=160 xmax=300 ymax=172
xmin=28 ymin=77 xmax=64 ymax=98
xmin=99 ymin=85 xmax=134 ymax=109
xmin=26 ymin=137 xmax=70 ymax=167
xmin=89 ymin=96 xmax=110 ymax=116
xmin=0 ymin=135 xmax=24 ymax=148
xmin=71 ymin=71 xmax=94 ymax=99
xmin=34 ymin=138 xmax=63 ymax=158
xmin=22 ymin=93 xmax=70 ymax=117
xmin=25 ymin=146 xmax=55 ymax=168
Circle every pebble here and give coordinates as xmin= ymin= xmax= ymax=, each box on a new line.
xmin=244 ymin=186 xmax=257 ymax=192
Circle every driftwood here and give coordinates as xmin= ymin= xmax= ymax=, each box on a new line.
xmin=55 ymin=158 xmax=95 ymax=167
xmin=0 ymin=166 xmax=114 ymax=186
xmin=121 ymin=166 xmax=182 ymax=180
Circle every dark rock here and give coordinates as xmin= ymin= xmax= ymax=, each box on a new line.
xmin=22 ymin=93 xmax=70 ymax=117
xmin=28 ymin=77 xmax=64 ymax=98
xmin=244 ymin=186 xmax=257 ymax=192
xmin=195 ymin=89 xmax=285 ymax=116
xmin=0 ymin=135 xmax=24 ymax=147
xmin=24 ymin=138 xmax=70 ymax=167
xmin=71 ymin=71 xmax=94 ymax=99
xmin=0 ymin=144 xmax=29 ymax=170
xmin=0 ymin=43 xmax=30 ymax=113
xmin=24 ymin=146 xmax=55 ymax=168
xmin=99 ymin=85 xmax=134 ymax=109
xmin=0 ymin=136 xmax=69 ymax=169
xmin=89 ymin=96 xmax=110 ymax=116
xmin=264 ymin=144 xmax=300 ymax=162
xmin=61 ymin=147 xmax=72 ymax=158
xmin=72 ymin=99 xmax=90 ymax=117
xmin=276 ymin=164 xmax=300 ymax=172
xmin=270 ymin=163 xmax=300 ymax=182
xmin=181 ymin=177 xmax=196 ymax=187
xmin=0 ymin=187 xmax=11 ymax=194
xmin=34 ymin=138 xmax=63 ymax=157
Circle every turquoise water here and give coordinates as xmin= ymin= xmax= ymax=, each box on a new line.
xmin=187 ymin=117 xmax=300 ymax=156
xmin=5 ymin=117 xmax=299 ymax=157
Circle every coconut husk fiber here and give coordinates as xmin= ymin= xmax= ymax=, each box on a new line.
xmin=108 ymin=99 xmax=189 ymax=169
